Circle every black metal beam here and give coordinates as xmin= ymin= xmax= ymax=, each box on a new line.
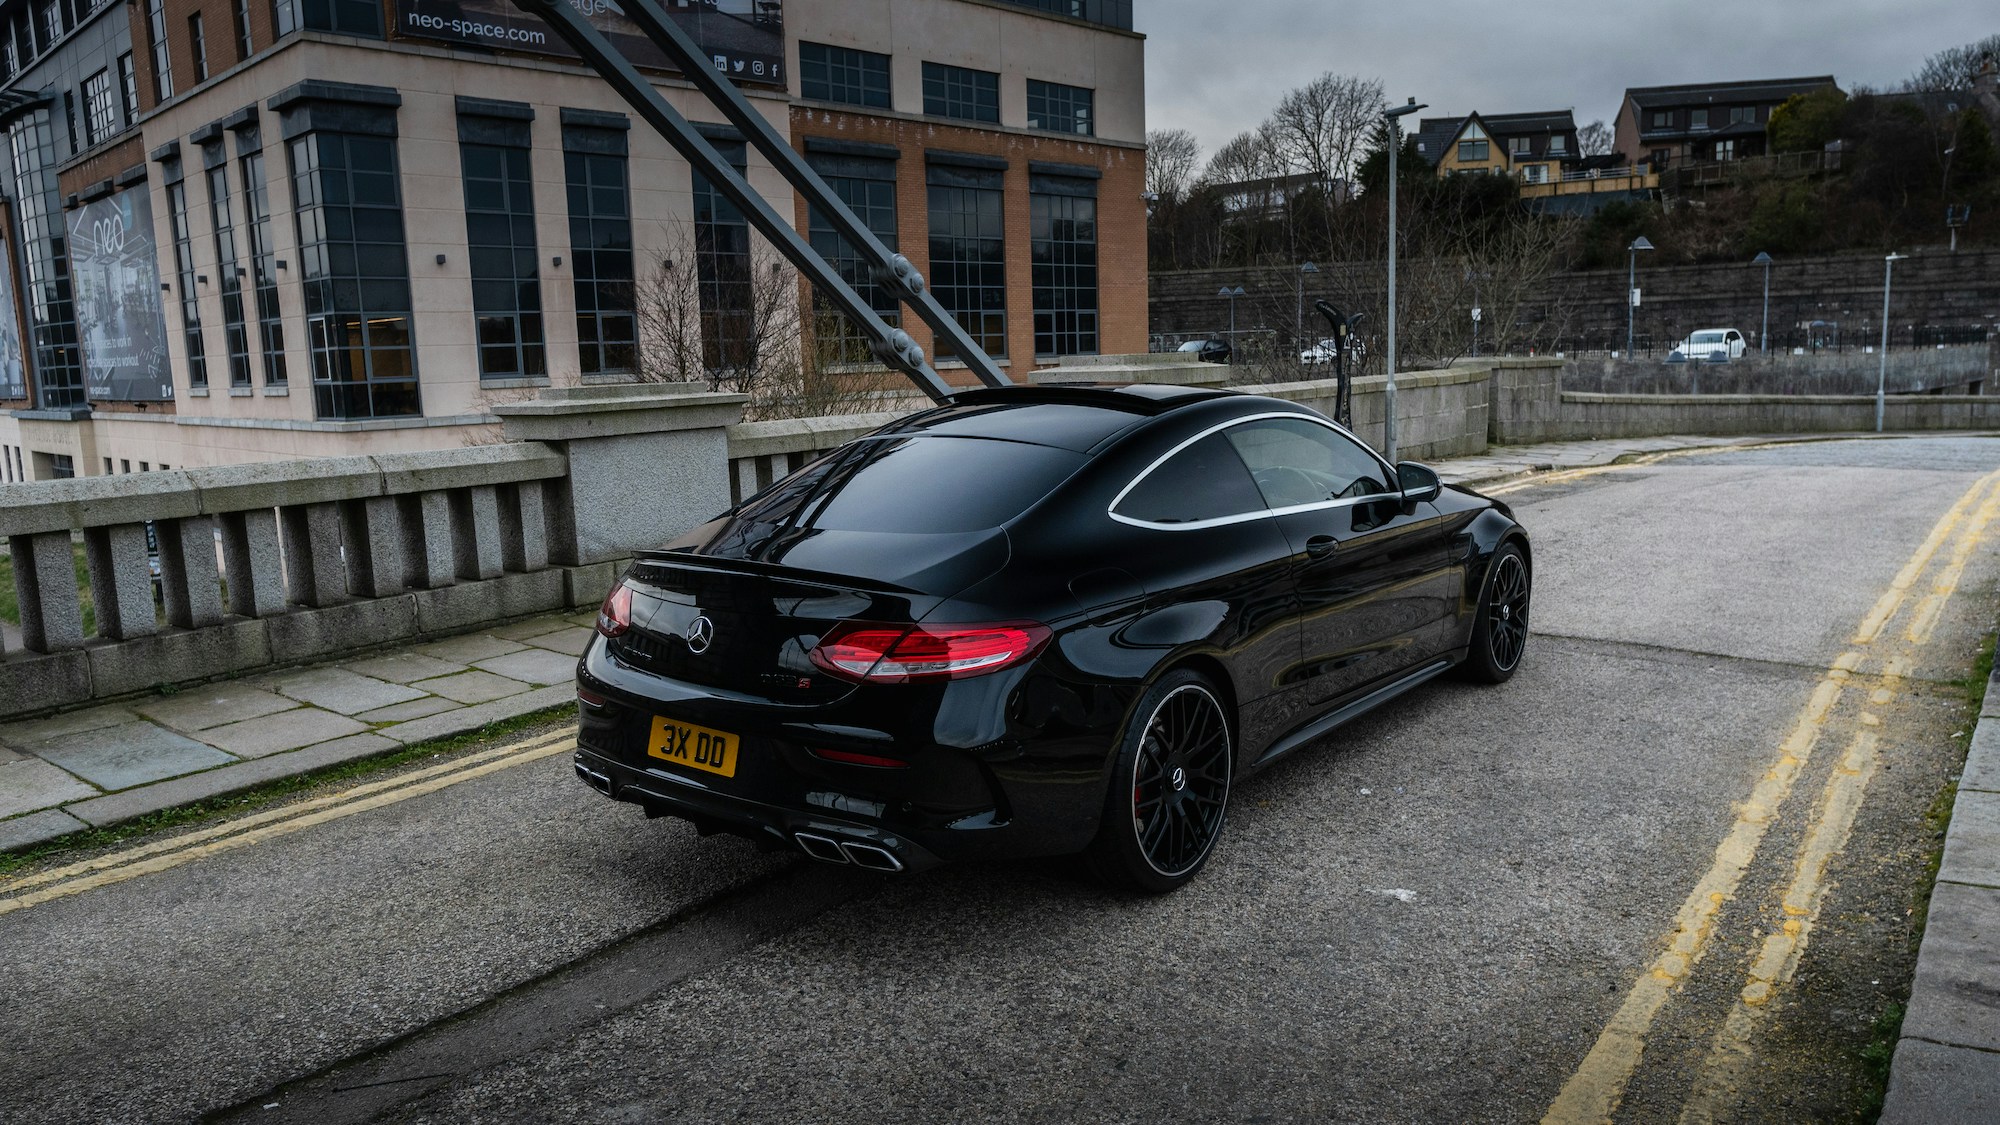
xmin=511 ymin=0 xmax=1011 ymax=401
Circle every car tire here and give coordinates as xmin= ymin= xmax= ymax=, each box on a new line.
xmin=1462 ymin=542 xmax=1531 ymax=684
xmin=1084 ymin=669 xmax=1233 ymax=894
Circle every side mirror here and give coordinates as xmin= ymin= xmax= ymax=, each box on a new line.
xmin=1397 ymin=461 xmax=1442 ymax=504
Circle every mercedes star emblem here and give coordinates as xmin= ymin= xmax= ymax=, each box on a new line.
xmin=686 ymin=615 xmax=715 ymax=655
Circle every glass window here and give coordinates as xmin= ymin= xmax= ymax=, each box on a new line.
xmin=81 ymin=69 xmax=115 ymax=145
xmin=188 ymin=13 xmax=207 ymax=83
xmin=1457 ymin=139 xmax=1488 ymax=162
xmin=117 ymin=52 xmax=138 ymax=123
xmin=1690 ymin=108 xmax=1708 ymax=130
xmin=234 ymin=0 xmax=252 ymax=60
xmin=1026 ymin=79 xmax=1093 ymax=135
xmin=242 ymin=150 xmax=287 ymax=385
xmin=297 ymin=0 xmax=381 ymax=36
xmin=1549 ymin=134 xmax=1567 ymax=153
xmin=927 ymin=176 xmax=1006 ymax=359
xmin=1031 ymin=188 xmax=1096 ymax=356
xmin=8 ymin=110 xmax=83 ymax=408
xmin=922 ymin=62 xmax=999 ymax=123
xmin=273 ymin=0 xmax=298 ymax=35
xmin=694 ymin=141 xmax=754 ymax=377
xmin=1730 ymin=106 xmax=1754 ymax=125
xmin=1509 ymin=136 xmax=1530 ymax=155
xmin=207 ymin=164 xmax=252 ymax=386
xmin=1650 ymin=111 xmax=1670 ymax=129
xmin=798 ymin=42 xmax=890 ymax=108
xmin=460 ymin=141 xmax=544 ymax=380
xmin=807 ymin=156 xmax=898 ymax=364
xmin=1715 ymin=139 xmax=1736 ymax=162
xmin=165 ymin=176 xmax=208 ymax=389
xmin=738 ymin=436 xmax=1084 ymax=534
xmin=565 ymin=143 xmax=634 ymax=376
xmin=290 ymin=131 xmax=419 ymax=419
xmin=1114 ymin=433 xmax=1266 ymax=524
xmin=1226 ymin=417 xmax=1395 ymax=507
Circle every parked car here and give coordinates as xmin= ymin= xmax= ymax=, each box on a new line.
xmin=1177 ymin=337 xmax=1232 ymax=364
xmin=573 ymin=384 xmax=1532 ymax=893
xmin=1669 ymin=328 xmax=1747 ymax=362
xmin=1300 ymin=336 xmax=1366 ymax=368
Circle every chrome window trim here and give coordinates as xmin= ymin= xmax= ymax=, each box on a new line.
xmin=1107 ymin=411 xmax=1401 ymax=533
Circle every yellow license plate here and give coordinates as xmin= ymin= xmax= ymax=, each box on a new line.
xmin=647 ymin=716 xmax=741 ymax=778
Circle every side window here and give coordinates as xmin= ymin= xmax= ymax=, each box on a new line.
xmin=1114 ymin=433 xmax=1266 ymax=525
xmin=1226 ymin=417 xmax=1395 ymax=507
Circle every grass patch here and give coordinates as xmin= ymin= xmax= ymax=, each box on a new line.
xmin=1858 ymin=1001 xmax=1907 ymax=1120
xmin=0 ymin=703 xmax=575 ymax=879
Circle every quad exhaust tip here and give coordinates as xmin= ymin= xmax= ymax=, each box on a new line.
xmin=794 ymin=832 xmax=906 ymax=872
xmin=574 ymin=761 xmax=615 ymax=797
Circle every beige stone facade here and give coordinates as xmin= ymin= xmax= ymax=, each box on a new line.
xmin=0 ymin=0 xmax=1145 ymax=479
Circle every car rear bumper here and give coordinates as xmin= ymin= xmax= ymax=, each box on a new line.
xmin=574 ymin=638 xmax=1121 ymax=867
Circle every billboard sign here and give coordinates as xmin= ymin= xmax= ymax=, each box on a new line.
xmin=0 ymin=233 xmax=23 ymax=400
xmin=396 ymin=0 xmax=786 ymax=86
xmin=67 ymin=187 xmax=173 ymax=403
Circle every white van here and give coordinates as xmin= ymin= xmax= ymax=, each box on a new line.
xmin=1671 ymin=328 xmax=1747 ymax=361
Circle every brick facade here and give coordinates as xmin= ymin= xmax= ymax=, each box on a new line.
xmin=790 ymin=105 xmax=1145 ymax=382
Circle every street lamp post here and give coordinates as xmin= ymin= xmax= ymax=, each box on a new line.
xmin=1295 ymin=262 xmax=1319 ymax=355
xmin=1219 ymin=285 xmax=1246 ymax=347
xmin=1752 ymin=251 xmax=1773 ymax=356
xmin=1626 ymin=236 xmax=1654 ymax=357
xmin=1876 ymin=253 xmax=1905 ymax=432
xmin=1382 ymin=97 xmax=1427 ymax=462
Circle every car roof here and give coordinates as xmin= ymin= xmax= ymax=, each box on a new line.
xmin=871 ymin=384 xmax=1245 ymax=453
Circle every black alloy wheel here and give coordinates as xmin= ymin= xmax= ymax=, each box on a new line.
xmin=1086 ymin=670 xmax=1233 ymax=893
xmin=1464 ymin=543 xmax=1530 ymax=683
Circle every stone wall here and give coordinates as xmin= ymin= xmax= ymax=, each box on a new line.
xmin=1152 ymin=248 xmax=2000 ymax=350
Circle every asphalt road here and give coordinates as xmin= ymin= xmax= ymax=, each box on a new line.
xmin=3 ymin=435 xmax=1998 ymax=1125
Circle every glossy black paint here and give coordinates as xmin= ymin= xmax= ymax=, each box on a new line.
xmin=573 ymin=384 xmax=1529 ymax=871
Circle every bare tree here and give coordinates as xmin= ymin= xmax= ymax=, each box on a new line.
xmin=1146 ymin=128 xmax=1203 ymax=203
xmin=1263 ymin=73 xmax=1386 ymax=192
xmin=1577 ymin=119 xmax=1614 ymax=157
xmin=1906 ymin=33 xmax=2000 ymax=91
xmin=1202 ymin=129 xmax=1281 ymax=187
xmin=636 ymin=219 xmax=878 ymax=420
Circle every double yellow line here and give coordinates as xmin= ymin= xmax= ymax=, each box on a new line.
xmin=0 ymin=731 xmax=577 ymax=918
xmin=1542 ymin=465 xmax=2000 ymax=1123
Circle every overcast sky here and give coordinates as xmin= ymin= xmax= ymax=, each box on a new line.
xmin=1139 ymin=0 xmax=1995 ymax=156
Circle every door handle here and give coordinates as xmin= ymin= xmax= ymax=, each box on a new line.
xmin=1305 ymin=535 xmax=1337 ymax=559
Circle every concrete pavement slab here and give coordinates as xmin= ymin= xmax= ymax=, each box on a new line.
xmin=200 ymin=709 xmax=370 ymax=760
xmin=0 ymin=808 xmax=88 ymax=850
xmin=1898 ymin=881 xmax=2000 ymax=1053
xmin=2 ymin=704 xmax=135 ymax=748
xmin=1965 ymin=722 xmax=2000 ymax=794
xmin=137 ymin=686 xmax=300 ymax=733
xmin=0 ymin=758 xmax=98 ymax=818
xmin=487 ymin=616 xmax=572 ymax=641
xmin=342 ymin=653 xmax=469 ymax=684
xmin=34 ymin=723 xmax=236 ymax=791
xmin=64 ymin=734 xmax=400 ymax=830
xmin=521 ymin=627 xmax=592 ymax=656
xmin=412 ymin=633 xmax=525 ymax=664
xmin=274 ymin=668 xmax=428 ymax=715
xmin=1881 ymin=1038 xmax=2000 ymax=1124
xmin=412 ymin=671 xmax=531 ymax=706
xmin=472 ymin=647 xmax=576 ymax=686
xmin=381 ymin=684 xmax=573 ymax=746
xmin=1936 ymin=790 xmax=2000 ymax=888
xmin=0 ymin=743 xmax=22 ymax=763
xmin=354 ymin=697 xmax=459 ymax=724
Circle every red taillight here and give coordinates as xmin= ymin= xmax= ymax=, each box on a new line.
xmin=808 ymin=621 xmax=1051 ymax=683
xmin=577 ymin=686 xmax=608 ymax=707
xmin=808 ymin=747 xmax=911 ymax=769
xmin=596 ymin=582 xmax=633 ymax=638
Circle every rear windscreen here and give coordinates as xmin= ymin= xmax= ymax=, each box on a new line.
xmin=737 ymin=436 xmax=1085 ymax=534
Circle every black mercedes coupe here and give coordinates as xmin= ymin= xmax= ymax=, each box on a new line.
xmin=573 ymin=384 xmax=1530 ymax=892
